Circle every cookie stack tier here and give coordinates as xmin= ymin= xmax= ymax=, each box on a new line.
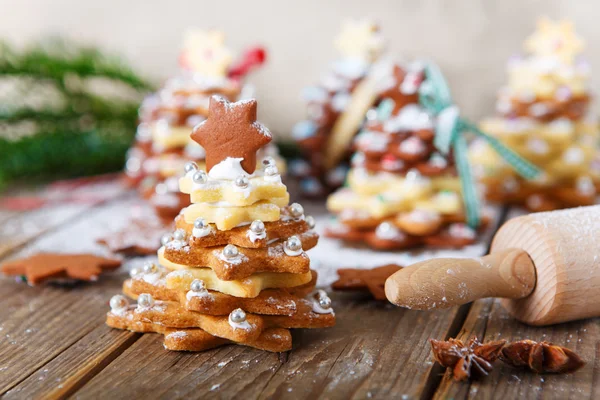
xmin=290 ymin=19 xmax=386 ymax=197
xmin=108 ymin=97 xmax=335 ymax=352
xmin=470 ymin=18 xmax=600 ymax=211
xmin=325 ymin=63 xmax=487 ymax=250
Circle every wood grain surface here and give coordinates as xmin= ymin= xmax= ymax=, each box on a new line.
xmin=0 ymin=186 xmax=596 ymax=399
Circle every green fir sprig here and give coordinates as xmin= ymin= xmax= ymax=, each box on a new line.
xmin=0 ymin=38 xmax=155 ymax=188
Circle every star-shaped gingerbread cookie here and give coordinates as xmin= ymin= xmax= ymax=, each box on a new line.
xmin=331 ymin=264 xmax=402 ymax=300
xmin=191 ymin=96 xmax=272 ymax=174
xmin=1 ymin=253 xmax=122 ymax=285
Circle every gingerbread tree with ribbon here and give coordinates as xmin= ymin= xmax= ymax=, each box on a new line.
xmin=124 ymin=29 xmax=277 ymax=221
xmin=325 ymin=61 xmax=539 ymax=250
xmin=470 ymin=17 xmax=600 ymax=211
xmin=290 ymin=19 xmax=387 ymax=198
xmin=107 ymin=96 xmax=335 ymax=353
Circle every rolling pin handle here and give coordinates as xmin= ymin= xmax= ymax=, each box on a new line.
xmin=384 ymin=248 xmax=536 ymax=310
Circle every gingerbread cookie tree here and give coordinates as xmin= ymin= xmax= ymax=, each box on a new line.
xmin=107 ymin=96 xmax=335 ymax=352
xmin=325 ymin=61 xmax=486 ymax=250
xmin=125 ymin=29 xmax=281 ymax=220
xmin=470 ymin=18 xmax=600 ymax=211
xmin=290 ymin=19 xmax=387 ymax=197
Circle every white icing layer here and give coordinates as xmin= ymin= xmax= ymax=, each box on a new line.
xmin=208 ymin=157 xmax=249 ymax=180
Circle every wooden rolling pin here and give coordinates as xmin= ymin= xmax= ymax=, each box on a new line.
xmin=385 ymin=205 xmax=600 ymax=326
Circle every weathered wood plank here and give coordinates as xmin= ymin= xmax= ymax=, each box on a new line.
xmin=0 ymin=180 xmax=128 ymax=260
xmin=432 ymin=209 xmax=598 ymax=399
xmin=2 ymin=326 xmax=139 ymax=400
xmin=0 ymin=194 xmax=142 ymax=395
xmin=73 ymin=293 xmax=465 ymax=400
xmin=435 ymin=298 xmax=598 ymax=399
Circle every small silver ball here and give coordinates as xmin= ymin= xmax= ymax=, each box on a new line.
xmin=230 ymin=308 xmax=246 ymax=323
xmin=194 ymin=218 xmax=207 ymax=230
xmin=250 ymin=220 xmax=265 ymax=234
xmin=265 ymin=165 xmax=278 ymax=176
xmin=318 ymin=295 xmax=332 ymax=309
xmin=305 ymin=215 xmax=316 ymax=229
xmin=289 ymin=203 xmax=304 ymax=218
xmin=235 ymin=175 xmax=249 ymax=188
xmin=137 ymin=293 xmax=154 ymax=309
xmin=190 ymin=279 xmax=206 ymax=292
xmin=142 ymin=262 xmax=158 ymax=275
xmin=223 ymin=244 xmax=239 ymax=259
xmin=192 ymin=170 xmax=208 ymax=184
xmin=110 ymin=294 xmax=129 ymax=311
xmin=161 ymin=233 xmax=173 ymax=246
xmin=129 ymin=267 xmax=142 ymax=278
xmin=173 ymin=228 xmax=186 ymax=241
xmin=184 ymin=161 xmax=198 ymax=174
xmin=286 ymin=236 xmax=302 ymax=252
xmin=262 ymin=156 xmax=276 ymax=167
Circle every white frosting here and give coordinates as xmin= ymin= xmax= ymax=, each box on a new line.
xmin=309 ymin=293 xmax=335 ymax=315
xmin=384 ymin=104 xmax=433 ymax=132
xmin=449 ymin=223 xmax=476 ymax=239
xmin=228 ymin=314 xmax=252 ymax=330
xmin=247 ymin=229 xmax=267 ymax=243
xmin=375 ymin=223 xmax=405 ymax=240
xmin=283 ymin=245 xmax=303 ymax=257
xmin=208 ymin=157 xmax=249 ymax=180
xmin=193 ymin=226 xmax=213 ymax=238
xmin=186 ymin=289 xmax=213 ymax=302
xmin=563 ymin=147 xmax=584 ymax=164
xmin=264 ymin=173 xmax=282 ymax=183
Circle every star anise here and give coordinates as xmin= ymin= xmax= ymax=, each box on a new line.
xmin=430 ymin=337 xmax=506 ymax=381
xmin=501 ymin=340 xmax=585 ymax=374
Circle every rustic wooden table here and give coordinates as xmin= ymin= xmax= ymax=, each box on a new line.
xmin=0 ymin=180 xmax=596 ymax=399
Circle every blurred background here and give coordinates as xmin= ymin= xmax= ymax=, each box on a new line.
xmin=1 ymin=0 xmax=598 ymax=134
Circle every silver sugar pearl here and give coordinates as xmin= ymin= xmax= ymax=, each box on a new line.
xmin=305 ymin=215 xmax=316 ymax=229
xmin=250 ymin=220 xmax=265 ymax=234
xmin=110 ymin=294 xmax=129 ymax=311
xmin=265 ymin=165 xmax=278 ymax=176
xmin=161 ymin=233 xmax=173 ymax=246
xmin=190 ymin=279 xmax=206 ymax=292
xmin=192 ymin=170 xmax=208 ymax=185
xmin=289 ymin=203 xmax=304 ymax=218
xmin=194 ymin=218 xmax=207 ymax=230
xmin=184 ymin=161 xmax=198 ymax=174
xmin=173 ymin=228 xmax=186 ymax=241
xmin=235 ymin=175 xmax=250 ymax=189
xmin=137 ymin=293 xmax=154 ymax=309
xmin=223 ymin=244 xmax=239 ymax=259
xmin=142 ymin=262 xmax=158 ymax=275
xmin=318 ymin=295 xmax=332 ymax=309
xmin=230 ymin=308 xmax=246 ymax=323
xmin=262 ymin=156 xmax=276 ymax=167
xmin=285 ymin=236 xmax=302 ymax=252
xmin=129 ymin=267 xmax=142 ymax=278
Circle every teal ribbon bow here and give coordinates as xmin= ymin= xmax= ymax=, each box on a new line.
xmin=419 ymin=62 xmax=541 ymax=228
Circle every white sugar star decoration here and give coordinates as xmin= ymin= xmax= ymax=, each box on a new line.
xmin=334 ymin=19 xmax=385 ymax=62
xmin=180 ymin=29 xmax=233 ymax=78
xmin=524 ymin=17 xmax=585 ymax=64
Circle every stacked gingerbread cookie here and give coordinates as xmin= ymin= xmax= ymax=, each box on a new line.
xmin=108 ymin=96 xmax=335 ymax=352
xmin=470 ymin=18 xmax=600 ymax=211
xmin=290 ymin=19 xmax=386 ymax=197
xmin=125 ymin=29 xmax=280 ymax=220
xmin=325 ymin=62 xmax=485 ymax=250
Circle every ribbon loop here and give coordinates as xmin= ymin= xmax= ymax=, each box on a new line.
xmin=418 ymin=62 xmax=542 ymax=228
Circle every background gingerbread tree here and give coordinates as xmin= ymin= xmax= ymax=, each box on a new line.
xmin=107 ymin=96 xmax=335 ymax=353
xmin=124 ymin=29 xmax=279 ymax=221
xmin=470 ymin=18 xmax=600 ymax=211
xmin=325 ymin=61 xmax=484 ymax=250
xmin=289 ymin=19 xmax=386 ymax=197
